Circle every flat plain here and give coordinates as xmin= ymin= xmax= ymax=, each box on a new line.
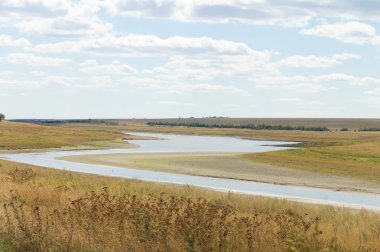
xmin=1 ymin=119 xmax=380 ymax=251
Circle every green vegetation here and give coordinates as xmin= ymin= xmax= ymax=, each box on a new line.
xmin=0 ymin=113 xmax=4 ymax=122
xmin=13 ymin=119 xmax=119 ymax=125
xmin=147 ymin=121 xmax=330 ymax=131
xmin=1 ymin=161 xmax=380 ymax=251
xmin=359 ymin=127 xmax=380 ymax=131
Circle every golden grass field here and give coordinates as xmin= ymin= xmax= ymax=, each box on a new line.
xmin=1 ymin=160 xmax=380 ymax=251
xmin=0 ymin=121 xmax=124 ymax=151
xmin=1 ymin=120 xmax=380 ymax=251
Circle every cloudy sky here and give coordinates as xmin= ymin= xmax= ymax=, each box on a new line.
xmin=1 ymin=0 xmax=380 ymax=119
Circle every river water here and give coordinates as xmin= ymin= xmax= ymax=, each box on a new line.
xmin=1 ymin=132 xmax=380 ymax=210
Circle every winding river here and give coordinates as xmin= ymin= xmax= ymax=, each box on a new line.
xmin=1 ymin=132 xmax=380 ymax=210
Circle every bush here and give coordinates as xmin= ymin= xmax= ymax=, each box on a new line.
xmin=147 ymin=121 xmax=330 ymax=131
xmin=6 ymin=167 xmax=36 ymax=183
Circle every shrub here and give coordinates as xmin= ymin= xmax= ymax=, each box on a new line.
xmin=6 ymin=167 xmax=36 ymax=183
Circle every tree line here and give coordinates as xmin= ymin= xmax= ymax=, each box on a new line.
xmin=146 ymin=121 xmax=330 ymax=131
xmin=0 ymin=113 xmax=5 ymax=122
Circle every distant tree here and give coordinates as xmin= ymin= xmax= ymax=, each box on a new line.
xmin=0 ymin=113 xmax=5 ymax=122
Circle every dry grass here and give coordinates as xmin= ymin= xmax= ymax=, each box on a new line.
xmin=245 ymin=141 xmax=380 ymax=184
xmin=0 ymin=160 xmax=380 ymax=251
xmin=1 ymin=120 xmax=380 ymax=250
xmin=0 ymin=121 xmax=123 ymax=151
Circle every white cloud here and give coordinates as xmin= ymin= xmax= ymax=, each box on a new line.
xmin=16 ymin=18 xmax=112 ymax=37
xmin=361 ymin=88 xmax=380 ymax=107
xmin=364 ymin=88 xmax=380 ymax=96
xmin=104 ymin=0 xmax=312 ymax=27
xmin=0 ymin=0 xmax=111 ymax=37
xmin=253 ymin=72 xmax=380 ymax=93
xmin=301 ymin=22 xmax=380 ymax=45
xmin=79 ymin=60 xmax=137 ymax=74
xmin=119 ymin=76 xmax=244 ymax=94
xmin=157 ymin=101 xmax=197 ymax=107
xmin=274 ymin=97 xmax=322 ymax=106
xmin=7 ymin=53 xmax=72 ymax=66
xmin=315 ymin=73 xmax=380 ymax=86
xmin=0 ymin=34 xmax=31 ymax=47
xmin=104 ymin=0 xmax=380 ymax=27
xmin=150 ymin=52 xmax=274 ymax=82
xmin=0 ymin=0 xmax=70 ymax=17
xmin=274 ymin=97 xmax=303 ymax=102
xmin=40 ymin=74 xmax=113 ymax=88
xmin=32 ymin=34 xmax=257 ymax=56
xmin=221 ymin=103 xmax=240 ymax=108
xmin=275 ymin=53 xmax=360 ymax=68
xmin=0 ymin=78 xmax=41 ymax=88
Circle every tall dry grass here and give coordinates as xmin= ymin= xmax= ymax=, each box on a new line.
xmin=0 ymin=161 xmax=380 ymax=251
xmin=1 ymin=188 xmax=327 ymax=251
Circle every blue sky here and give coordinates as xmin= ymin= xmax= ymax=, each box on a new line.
xmin=1 ymin=0 xmax=380 ymax=119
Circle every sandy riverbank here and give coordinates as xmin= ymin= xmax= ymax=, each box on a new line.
xmin=59 ymin=152 xmax=380 ymax=194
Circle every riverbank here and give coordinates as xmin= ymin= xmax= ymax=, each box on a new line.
xmin=59 ymin=152 xmax=380 ymax=194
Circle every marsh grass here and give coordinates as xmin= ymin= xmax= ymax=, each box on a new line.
xmin=0 ymin=161 xmax=380 ymax=251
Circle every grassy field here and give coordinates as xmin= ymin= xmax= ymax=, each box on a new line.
xmin=0 ymin=121 xmax=133 ymax=151
xmin=1 ymin=160 xmax=380 ymax=251
xmin=245 ymin=141 xmax=380 ymax=184
xmin=1 ymin=120 xmax=380 ymax=250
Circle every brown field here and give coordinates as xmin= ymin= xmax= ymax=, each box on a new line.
xmin=1 ymin=160 xmax=380 ymax=251
xmin=0 ymin=121 xmax=140 ymax=152
xmin=120 ymin=120 xmax=380 ymax=143
xmin=114 ymin=117 xmax=380 ymax=130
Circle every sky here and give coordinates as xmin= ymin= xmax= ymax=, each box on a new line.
xmin=1 ymin=0 xmax=380 ymax=119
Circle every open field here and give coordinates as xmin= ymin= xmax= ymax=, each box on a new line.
xmin=246 ymin=142 xmax=380 ymax=184
xmin=1 ymin=160 xmax=380 ymax=251
xmin=114 ymin=117 xmax=380 ymax=130
xmin=121 ymin=120 xmax=380 ymax=144
xmin=0 ymin=121 xmax=138 ymax=152
xmin=60 ymin=152 xmax=380 ymax=193
xmin=1 ymin=120 xmax=380 ymax=250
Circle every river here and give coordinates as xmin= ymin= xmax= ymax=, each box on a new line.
xmin=1 ymin=132 xmax=380 ymax=210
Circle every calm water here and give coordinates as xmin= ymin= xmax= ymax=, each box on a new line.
xmin=1 ymin=132 xmax=380 ymax=210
